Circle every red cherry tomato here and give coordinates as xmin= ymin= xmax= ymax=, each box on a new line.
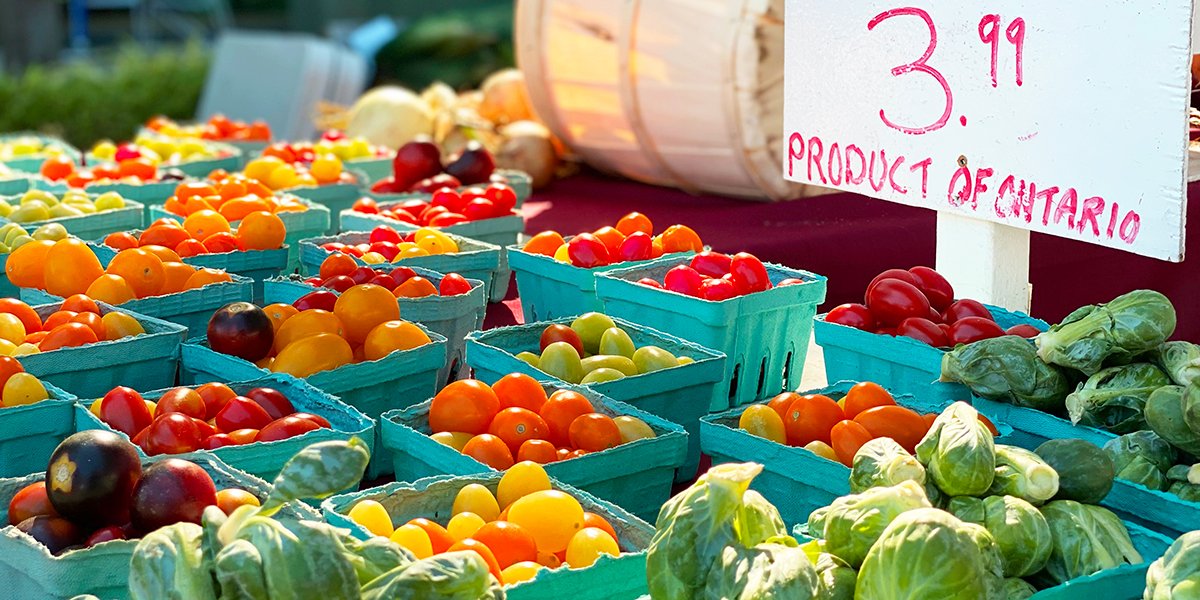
xmin=637 ymin=278 xmax=663 ymax=289
xmin=293 ymin=290 xmax=338 ymax=311
xmin=484 ymin=183 xmax=517 ymax=214
xmin=942 ymin=299 xmax=994 ymax=322
xmin=700 ymin=278 xmax=737 ymax=301
xmin=256 ymin=416 xmax=320 ymax=442
xmin=618 ymin=232 xmax=653 ymax=262
xmin=566 ymin=233 xmax=611 ymax=268
xmin=322 ymin=276 xmax=354 ymax=292
xmin=663 ymin=265 xmax=704 ymax=297
xmin=389 ymin=266 xmax=417 ymax=285
xmin=866 ymin=279 xmax=931 ymax=326
xmin=864 ymin=269 xmax=922 ymax=304
xmin=825 ymin=303 xmax=875 ymax=331
xmin=429 ymin=212 xmax=468 ymax=227
xmin=729 ymin=253 xmax=770 ymax=293
xmin=368 ymin=274 xmax=397 ymax=289
xmin=690 ymin=251 xmax=732 ymax=278
xmin=244 ymin=388 xmax=295 ymax=420
xmin=948 ymin=316 xmax=1006 ymax=345
xmin=292 ymin=412 xmax=331 ymax=428
xmin=907 ymin=266 xmax=954 ymax=311
xmin=202 ymin=434 xmax=235 ymax=449
xmin=352 ymin=198 xmax=379 ymax=214
xmin=1006 ymin=324 xmax=1041 ymax=338
xmin=369 ymin=226 xmax=401 ymax=244
xmin=100 ymin=387 xmax=152 ymax=437
xmin=145 ymin=413 xmax=202 ymax=455
xmin=925 ymin=306 xmax=944 ymax=324
xmin=897 ymin=317 xmax=949 ymax=347
xmin=192 ymin=418 xmax=217 ymax=439
xmin=215 ymin=396 xmax=273 ymax=433
xmin=431 ymin=189 xmax=467 ymax=213
xmin=438 ymin=273 xmax=473 ymax=296
xmin=462 ymin=199 xmax=497 ymax=221
xmin=368 ymin=241 xmax=399 ymax=261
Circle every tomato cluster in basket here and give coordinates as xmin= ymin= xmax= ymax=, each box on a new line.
xmin=0 ymin=294 xmax=143 ymax=358
xmin=319 ymin=225 xmax=461 ymax=264
xmin=638 ymin=250 xmax=804 ymax=301
xmin=428 ymin=374 xmax=656 ymax=470
xmin=738 ymin=382 xmax=999 ymax=466
xmin=348 ymin=460 xmax=625 ymax=584
xmin=371 ymin=139 xmax=498 ymax=194
xmin=825 ymin=267 xmax=1040 ymax=347
xmin=146 ymin=114 xmax=271 ymax=142
xmin=523 ymin=212 xmax=704 ymax=268
xmin=91 ymin=383 xmax=330 ymax=455
xmin=352 ymin=183 xmax=518 ymax=226
xmin=312 ymin=251 xmax=473 ymax=298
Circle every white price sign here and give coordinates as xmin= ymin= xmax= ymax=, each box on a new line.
xmin=783 ymin=0 xmax=1192 ymax=261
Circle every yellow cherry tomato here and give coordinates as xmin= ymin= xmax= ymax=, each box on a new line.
xmin=446 ymin=511 xmax=486 ymax=542
xmin=389 ymin=524 xmax=433 ymax=559
xmin=452 ymin=484 xmax=500 ymax=522
xmin=565 ymin=527 xmax=620 ymax=568
xmin=497 ymin=461 xmax=551 ymax=508
xmin=738 ymin=404 xmax=786 ymax=444
xmin=506 ymin=490 xmax=584 ymax=553
xmin=347 ymin=500 xmax=393 ymax=538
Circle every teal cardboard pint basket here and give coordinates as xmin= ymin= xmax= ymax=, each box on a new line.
xmin=466 ymin=315 xmax=726 ymax=481
xmin=0 ymin=452 xmax=318 ymax=600
xmin=0 ymin=177 xmax=31 ymax=196
xmin=21 ymin=273 xmax=253 ymax=337
xmin=379 ymin=382 xmax=688 ymax=522
xmin=596 ymin=256 xmax=828 ymax=411
xmin=812 ymin=304 xmax=1048 ymax=406
xmin=264 ymin=268 xmax=486 ymax=386
xmin=0 ymin=381 xmax=76 ymax=478
xmin=298 ymin=232 xmax=501 ymax=303
xmin=287 ymin=172 xmax=368 ymax=234
xmin=0 ymin=133 xmax=80 ymax=174
xmin=18 ymin=302 xmax=187 ymax=397
xmin=322 ymin=470 xmax=653 ymax=600
xmin=179 ymin=326 xmax=446 ymax=479
xmin=0 ymin=194 xmax=144 ymax=241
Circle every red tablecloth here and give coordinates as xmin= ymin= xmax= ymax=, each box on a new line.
xmin=488 ymin=171 xmax=1200 ymax=340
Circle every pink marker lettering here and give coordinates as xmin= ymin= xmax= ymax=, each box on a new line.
xmin=845 ymin=145 xmax=867 ymax=185
xmin=868 ymin=150 xmax=889 ymax=192
xmin=909 ymin=158 xmax=932 ymax=198
xmin=827 ymin=143 xmax=844 ymax=186
xmin=807 ymin=136 xmax=826 ymax=184
xmin=1077 ymin=196 xmax=1104 ymax=237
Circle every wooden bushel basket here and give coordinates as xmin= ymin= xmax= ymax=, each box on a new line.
xmin=516 ymin=0 xmax=817 ymax=201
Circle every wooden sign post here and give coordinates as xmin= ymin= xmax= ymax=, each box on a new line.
xmin=782 ymin=1 xmax=1192 ymax=312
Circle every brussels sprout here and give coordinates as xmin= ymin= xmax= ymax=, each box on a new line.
xmin=1145 ymin=385 xmax=1200 ymax=455
xmin=360 ymin=551 xmax=504 ymax=600
xmin=1144 ymin=530 xmax=1200 ymax=600
xmin=1182 ymin=383 xmax=1200 ymax=435
xmin=1040 ymin=500 xmax=1142 ymax=585
xmin=1153 ymin=341 xmax=1200 ymax=388
xmin=1105 ymin=431 xmax=1176 ymax=474
xmin=856 ymin=508 xmax=1005 ymax=600
xmin=704 ymin=542 xmax=818 ymax=600
xmin=820 ymin=480 xmax=932 ymax=568
xmin=989 ymin=445 xmax=1060 ymax=504
xmin=213 ymin=539 xmax=268 ymax=599
xmin=1167 ymin=482 xmax=1200 ymax=502
xmin=974 ymin=496 xmax=1053 ymax=577
xmin=1002 ymin=577 xmax=1038 ymax=600
xmin=129 ymin=523 xmax=218 ymax=600
xmin=740 ymin=489 xmax=787 ymax=548
xmin=1036 ymin=290 xmax=1177 ymax=375
xmin=1034 ymin=439 xmax=1115 ymax=504
xmin=1065 ymin=363 xmax=1171 ymax=433
xmin=947 ymin=496 xmax=986 ymax=525
xmin=916 ymin=402 xmax=996 ymax=496
xmin=1116 ymin=455 xmax=1169 ymax=491
xmin=940 ymin=336 xmax=1073 ymax=412
xmin=806 ymin=506 xmax=830 ymax=538
xmin=264 ymin=438 xmax=372 ymax=515
xmin=850 ymin=437 xmax=926 ymax=493
xmin=813 ymin=553 xmax=856 ymax=600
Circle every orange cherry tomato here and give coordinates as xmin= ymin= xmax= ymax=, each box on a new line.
xmin=117 ymin=158 xmax=156 ymax=180
xmin=139 ymin=225 xmax=191 ymax=250
xmin=159 ymin=262 xmax=196 ymax=294
xmin=782 ymin=394 xmax=845 ymax=446
xmin=462 ymin=433 xmax=515 ymax=470
xmin=0 ymin=299 xmax=43 ymax=333
xmin=44 ymin=239 xmax=105 ymax=298
xmin=447 ymin=538 xmax=503 ymax=581
xmin=0 ymin=356 xmax=26 ymax=393
xmin=765 ymin=392 xmax=800 ymax=421
xmin=852 ymin=405 xmax=928 ymax=452
xmin=320 ymin=253 xmax=357 ymax=280
xmin=539 ymin=390 xmax=595 ymax=447
xmin=615 ymin=212 xmax=653 ymax=236
xmin=262 ymin=303 xmax=298 ymax=332
xmin=978 ymin=413 xmax=1000 ymax=436
xmin=69 ymin=312 xmax=105 ymax=340
xmin=393 ymin=277 xmax=438 ymax=298
xmin=334 ymin=284 xmax=401 ymax=345
xmin=60 ymin=294 xmax=99 ymax=315
xmin=139 ymin=245 xmax=182 ymax=263
xmin=582 ymin=512 xmax=618 ymax=542
xmin=201 ymin=232 xmax=239 ymax=254
xmin=40 ymin=156 xmax=75 ymax=180
xmin=472 ymin=521 xmax=538 ymax=569
xmin=567 ymin=413 xmax=622 ymax=452
xmin=106 ymin=249 xmax=166 ymax=298
xmin=921 ymin=413 xmax=937 ymax=431
xmin=407 ymin=518 xmax=455 ymax=554
xmin=174 ymin=239 xmax=207 ymax=258
xmin=841 ymin=382 xmax=897 ymax=419
xmin=39 ymin=323 xmax=99 ymax=351
xmin=5 ymin=240 xmax=53 ymax=289
xmin=591 ymin=227 xmax=626 ymax=256
xmin=236 ymin=211 xmax=286 ymax=250
xmin=659 ymin=224 xmax=703 ymax=253
xmin=523 ymin=231 xmax=566 ymax=256
xmin=488 ymin=408 xmax=549 ymax=454
xmin=175 ymin=182 xmax=218 ymax=203
xmin=429 ymin=379 xmax=501 ymax=435
xmin=104 ymin=232 xmax=140 ymax=251
xmin=517 ymin=439 xmax=559 ymax=464
xmin=830 ymin=420 xmax=874 ymax=466
xmin=491 ymin=373 xmax=548 ymax=412
xmin=43 ymin=311 xmax=78 ymax=331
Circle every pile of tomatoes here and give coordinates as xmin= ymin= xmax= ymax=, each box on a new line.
xmin=348 ymin=461 xmax=623 ymax=585
xmin=0 ymin=295 xmax=144 ymax=358
xmin=318 ymin=226 xmax=461 ymax=265
xmin=351 ymin=183 xmax=519 ymax=227
xmin=522 ymin=212 xmax=703 ymax=268
xmin=427 ymin=374 xmax=656 ymax=470
xmin=637 ymin=251 xmax=804 ymax=301
xmin=105 ymin=209 xmax=285 ymax=259
xmin=91 ymin=383 xmax=332 ymax=455
xmin=311 ymin=252 xmax=473 ymax=298
xmin=824 ymin=267 xmax=1040 ymax=347
xmin=39 ymin=155 xmax=182 ymax=189
xmin=145 ymin=114 xmax=272 ymax=143
xmin=738 ymin=382 xmax=999 ymax=466
xmin=162 ymin=177 xmax=310 ymax=220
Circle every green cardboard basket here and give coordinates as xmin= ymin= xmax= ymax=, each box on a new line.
xmin=0 ymin=254 xmax=14 ymax=297
xmin=0 ymin=381 xmax=76 ymax=478
xmin=379 ymin=382 xmax=688 ymax=522
xmin=73 ymin=373 xmax=374 ymax=483
xmin=465 ymin=316 xmax=726 ymax=482
xmin=596 ymin=256 xmax=828 ymax=411
xmin=0 ymin=452 xmax=318 ymax=600
xmin=0 ymin=134 xmax=80 ymax=174
xmin=0 ymin=177 xmax=32 ymax=196
xmin=349 ymin=156 xmax=392 ymax=183
xmin=298 ymin=232 xmax=501 ymax=304
xmin=0 ymin=194 xmax=144 ymax=241
xmin=322 ymin=470 xmax=654 ymax=600
xmin=286 ymin=169 xmax=368 ymax=235
xmin=18 ymin=302 xmax=187 ymax=398
xmin=263 ymin=268 xmax=486 ymax=386
xmin=21 ymin=273 xmax=253 ymax=337
xmin=812 ymin=305 xmax=1049 ymax=406
xmin=178 ymin=325 xmax=447 ymax=479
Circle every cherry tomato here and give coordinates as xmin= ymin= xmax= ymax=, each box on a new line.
xmin=84 ymin=525 xmax=126 ymax=547
xmin=907 ymin=266 xmax=954 ymax=311
xmin=700 ymin=278 xmax=737 ymax=301
xmin=782 ymin=394 xmax=845 ymax=446
xmin=663 ymin=265 xmax=704 ymax=297
xmin=192 ymin=418 xmax=217 ymax=439
xmin=368 ymin=241 xmax=400 ymax=261
xmin=1006 ymin=324 xmax=1041 ymax=338
xmin=942 ymin=299 xmax=993 ymax=322
xmin=690 ymin=251 xmax=732 ymax=278
xmin=293 ymin=290 xmax=338 ymax=312
xmin=369 ymin=226 xmax=402 ymax=244
xmin=729 ymin=253 xmax=770 ymax=294
xmin=853 ymin=405 xmax=928 ymax=452
xmin=566 ymin=234 xmax=611 ymax=268
xmin=244 ymin=387 xmax=295 ymax=420
xmin=145 ymin=413 xmax=202 ymax=455
xmin=349 ymin=267 xmax=377 ymax=284
xmin=438 ymin=273 xmax=473 ymax=296
xmin=830 ymin=420 xmax=874 ymax=466
xmin=978 ymin=414 xmax=1000 ymax=436
xmin=8 ymin=482 xmax=58 ymax=525
xmin=866 ymin=279 xmax=931 ymax=326
xmin=825 ymin=303 xmax=875 ymax=331
xmin=256 ymin=416 xmax=320 ymax=442
xmin=864 ymin=269 xmax=922 ymax=303
xmin=925 ymin=306 xmax=944 ymax=324
xmin=291 ymin=412 xmax=331 ymax=428
xmin=215 ymin=396 xmax=273 ymax=433
xmin=227 ymin=429 xmax=259 ymax=444
xmin=156 ymin=387 xmax=207 ymax=419
xmin=539 ymin=324 xmax=584 ymax=355
xmin=765 ymin=392 xmax=800 ymax=421
xmin=840 ymin=382 xmax=896 ymax=419
xmin=429 ymin=212 xmax=469 ymax=227
xmin=202 ymin=434 xmax=236 ymax=449
xmin=485 ymin=184 xmax=518 ymax=214
xmin=196 ymin=383 xmax=236 ymax=420
xmin=618 ymin=232 xmax=653 ymax=262
xmin=353 ymin=198 xmax=379 ymax=214
xmin=389 ymin=267 xmax=417 ymax=285
xmin=100 ymin=386 xmax=152 ymax=437
xmin=431 ymin=189 xmax=467 ymax=213
xmin=897 ymin=317 xmax=949 ymax=347
xmin=948 ymin=317 xmax=1005 ymax=345
xmin=636 ymin=278 xmax=663 ymax=289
